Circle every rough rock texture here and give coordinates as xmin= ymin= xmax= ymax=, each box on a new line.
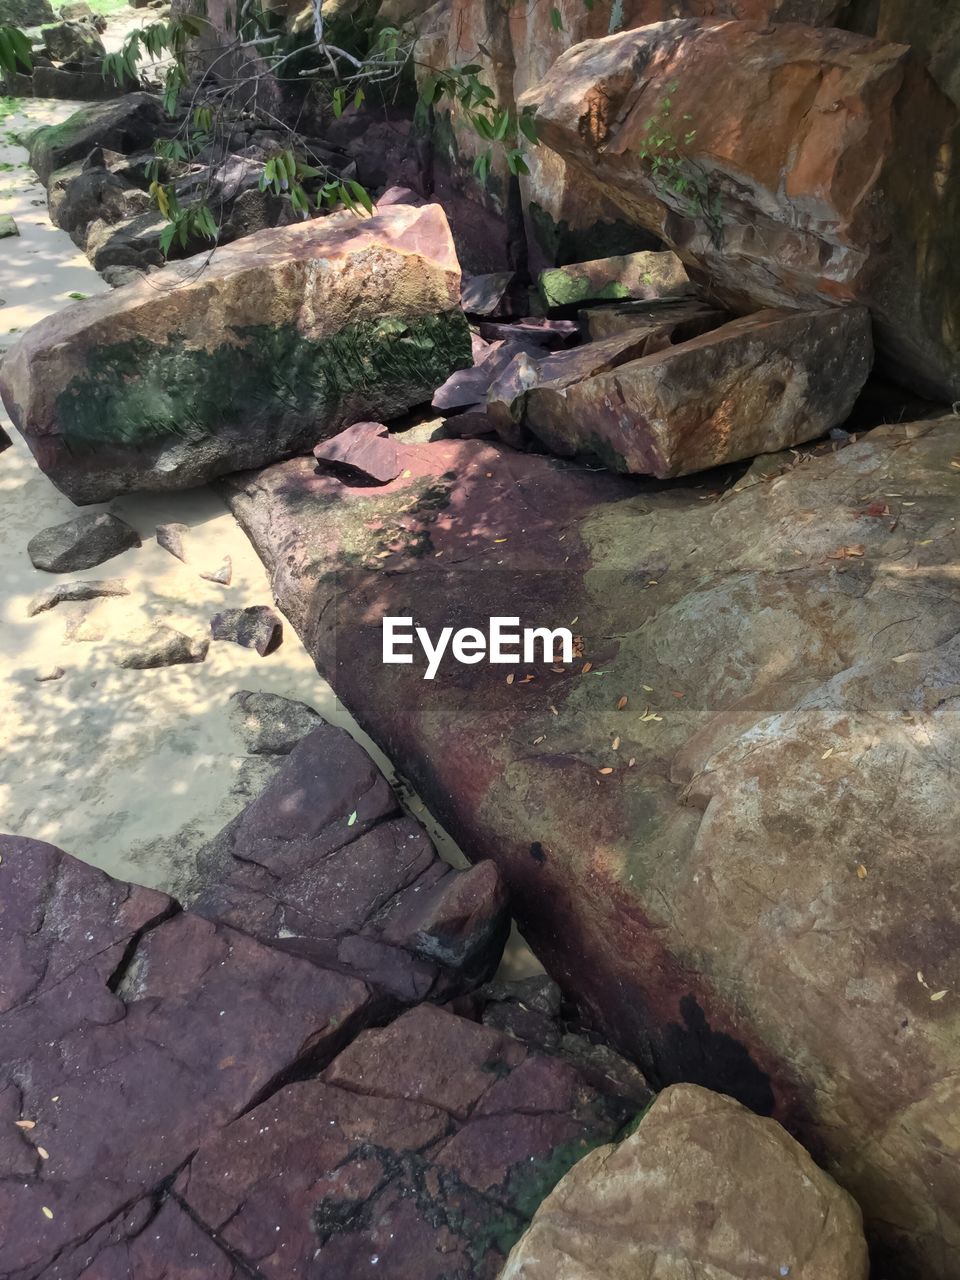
xmin=41 ymin=19 xmax=105 ymax=63
xmin=312 ymin=419 xmax=402 ymax=483
xmin=501 ymin=1083 xmax=869 ymax=1280
xmin=539 ymin=250 xmax=691 ymax=310
xmin=189 ymin=722 xmax=510 ymax=1001
xmin=224 ymin=417 xmax=960 ymax=1276
xmin=113 ymin=622 xmax=209 ymax=669
xmin=521 ymin=21 xmax=960 ymax=401
xmin=174 ymin=1003 xmax=630 ymax=1279
xmin=578 ymin=297 xmax=727 ymax=343
xmin=0 ymin=0 xmax=54 ymax=22
xmin=27 ymin=577 xmax=128 ymax=616
xmin=26 ymin=512 xmax=140 ymax=572
xmin=0 ymin=203 xmax=471 ymax=503
xmin=497 ymin=306 xmax=874 ymax=475
xmin=26 ymin=94 xmax=167 ymax=184
xmin=210 ymin=604 xmax=283 ymax=655
xmin=229 ymin=688 xmax=323 ymax=754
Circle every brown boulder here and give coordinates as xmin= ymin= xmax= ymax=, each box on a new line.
xmin=223 ymin=416 xmax=960 ymax=1275
xmin=501 ymin=1083 xmax=869 ymax=1280
xmin=494 ymin=306 xmax=873 ymax=476
xmin=0 ymin=203 xmax=470 ymax=503
xmin=521 ymin=21 xmax=960 ymax=400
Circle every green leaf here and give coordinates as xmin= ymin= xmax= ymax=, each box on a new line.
xmin=347 ymin=809 xmax=358 ymax=827
xmin=550 ymin=7 xmax=564 ymax=31
xmin=347 ymin=179 xmax=374 ymax=214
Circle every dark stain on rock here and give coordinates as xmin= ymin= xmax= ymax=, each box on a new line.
xmin=656 ymin=994 xmax=776 ymax=1116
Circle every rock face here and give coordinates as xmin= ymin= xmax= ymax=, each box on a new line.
xmin=494 ymin=306 xmax=874 ymax=476
xmin=41 ymin=19 xmax=105 ymax=62
xmin=501 ymin=1083 xmax=869 ymax=1280
xmin=0 ymin=730 xmax=625 ymax=1276
xmin=26 ymin=94 xmax=167 ymax=184
xmin=224 ymin=417 xmax=960 ymax=1276
xmin=27 ymin=512 xmax=140 ymax=572
xmin=521 ymin=21 xmax=960 ymax=401
xmin=0 ymin=203 xmax=471 ymax=503
xmin=210 ymin=604 xmax=283 ymax=654
xmin=0 ymin=0 xmax=54 ymax=22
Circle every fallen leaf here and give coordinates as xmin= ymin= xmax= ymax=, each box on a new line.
xmin=582 ymin=662 xmax=593 ymax=674
xmin=549 ymin=705 xmax=558 ymax=716
xmin=917 ymin=971 xmax=929 ymax=988
xmin=36 ymin=1146 xmax=49 ymax=1160
xmin=616 ymin=695 xmax=628 ymax=710
xmin=493 ymin=538 xmax=508 ymax=544
xmin=15 ymin=1120 xmax=35 ymax=1130
xmin=598 ymin=767 xmax=614 ymax=775
xmin=628 ymin=757 xmax=636 ymax=767
xmin=672 ymin=691 xmax=685 ymax=699
xmin=822 ymin=747 xmax=834 ymax=760
xmin=533 ymin=734 xmax=545 ymax=745
xmin=642 ymin=684 xmax=653 ymax=692
xmin=826 ymin=544 xmax=866 ymax=560
xmin=611 ymin=736 xmax=621 ymax=750
xmin=506 ymin=673 xmax=515 ymax=685
xmin=42 ymin=1207 xmax=53 ymax=1221
xmin=931 ymin=990 xmax=949 ymax=1002
xmin=950 ymin=458 xmax=960 ymax=470
xmin=856 ymin=864 xmax=867 ymax=879
xmin=347 ymin=810 xmax=358 ymax=827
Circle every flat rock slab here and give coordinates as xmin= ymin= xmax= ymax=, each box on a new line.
xmin=578 ymin=297 xmax=728 ymax=343
xmin=189 ymin=722 xmax=509 ymax=1002
xmin=113 ymin=622 xmax=209 ymax=669
xmin=502 ymin=1083 xmax=868 ymax=1280
xmin=500 ymin=306 xmax=874 ymax=476
xmin=223 ymin=417 xmax=960 ymax=1275
xmin=26 ymin=512 xmax=140 ymax=572
xmin=538 ymin=250 xmax=691 ymax=310
xmin=175 ymin=1004 xmax=630 ymax=1279
xmin=27 ymin=93 xmax=167 ymax=185
xmin=521 ymin=20 xmax=960 ymax=400
xmin=0 ymin=203 xmax=471 ymax=503
xmin=211 ymin=604 xmax=283 ymax=655
xmin=26 ymin=576 xmax=128 ymax=616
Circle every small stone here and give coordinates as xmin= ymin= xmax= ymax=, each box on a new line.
xmin=34 ymin=666 xmax=65 ymax=682
xmin=114 ymin=624 xmax=208 ymax=669
xmin=28 ymin=513 xmax=140 ymax=574
xmin=313 ymin=422 xmax=401 ymax=485
xmin=28 ymin=578 xmax=128 ymax=617
xmin=199 ymin=556 xmax=232 ymax=586
xmin=156 ymin=522 xmax=188 ymax=563
xmin=210 ymin=606 xmax=282 ymax=656
xmin=0 ymin=215 xmax=19 ymax=240
xmin=461 ymin=271 xmax=515 ymax=318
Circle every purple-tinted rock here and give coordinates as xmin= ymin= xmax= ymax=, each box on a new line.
xmin=478 ymin=317 xmax=580 ymax=348
xmin=210 ymin=604 xmax=282 ymax=655
xmin=461 ymin=270 xmax=516 ymax=318
xmin=156 ymin=520 xmax=188 ymax=562
xmin=312 ymin=420 xmax=402 ymax=484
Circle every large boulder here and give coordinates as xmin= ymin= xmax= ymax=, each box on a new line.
xmin=501 ymin=1083 xmax=869 ymax=1280
xmin=41 ymin=19 xmax=105 ymax=63
xmin=490 ymin=306 xmax=873 ymax=475
xmin=0 ymin=203 xmax=471 ymax=503
xmin=223 ymin=415 xmax=960 ymax=1276
xmin=0 ymin=0 xmax=55 ymax=22
xmin=27 ymin=95 xmax=167 ymax=185
xmin=521 ymin=21 xmax=960 ymax=401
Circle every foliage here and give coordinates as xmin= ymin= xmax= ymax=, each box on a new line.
xmin=637 ymin=83 xmax=720 ymax=242
xmin=418 ymin=63 xmax=539 ymax=184
xmin=0 ymin=25 xmax=30 ymax=78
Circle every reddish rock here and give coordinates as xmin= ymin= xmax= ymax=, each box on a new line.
xmin=175 ymin=1004 xmax=630 ymax=1279
xmin=521 ymin=21 xmax=960 ymax=400
xmin=312 ymin=420 xmax=402 ymax=484
xmin=497 ymin=307 xmax=873 ymax=476
xmin=223 ymin=417 xmax=960 ymax=1275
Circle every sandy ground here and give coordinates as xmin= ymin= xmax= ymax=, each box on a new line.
xmin=0 ymin=84 xmax=540 ymax=975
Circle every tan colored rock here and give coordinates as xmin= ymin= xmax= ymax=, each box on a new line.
xmin=501 ymin=1083 xmax=870 ymax=1280
xmin=0 ymin=204 xmax=470 ymax=503
xmin=521 ymin=20 xmax=960 ymax=400
xmin=538 ymin=250 xmax=691 ymax=310
xmin=492 ymin=306 xmax=873 ymax=475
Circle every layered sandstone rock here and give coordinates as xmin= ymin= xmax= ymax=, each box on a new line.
xmin=521 ymin=21 xmax=960 ymax=400
xmin=491 ymin=306 xmax=873 ymax=475
xmin=0 ymin=203 xmax=470 ymax=503
xmin=224 ymin=416 xmax=960 ymax=1276
xmin=502 ymin=1083 xmax=869 ymax=1280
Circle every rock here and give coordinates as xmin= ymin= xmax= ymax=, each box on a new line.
xmin=41 ymin=19 xmax=106 ymax=63
xmin=210 ymin=604 xmax=282 ymax=655
xmin=521 ymin=21 xmax=960 ymax=401
xmin=48 ymin=162 xmax=151 ymax=242
xmin=32 ymin=61 xmax=137 ymax=100
xmin=478 ymin=317 xmax=579 ymax=348
xmin=0 ymin=215 xmax=18 ymax=239
xmin=501 ymin=1083 xmax=869 ymax=1280
xmin=156 ymin=520 xmax=188 ymax=561
xmin=101 ymin=263 xmax=149 ymax=288
xmin=228 ymin=689 xmax=322 ymax=754
xmin=461 ymin=270 xmax=516 ymax=317
xmin=34 ymin=665 xmax=65 ymax=681
xmin=0 ymin=423 xmax=9 ymax=454
xmin=312 ymin=420 xmax=402 ymax=484
xmin=113 ymin=622 xmax=209 ymax=668
xmin=83 ymin=207 xmax=170 ymax=271
xmin=26 ymin=94 xmax=167 ymax=185
xmin=60 ymin=1 xmax=94 ymax=17
xmin=496 ymin=306 xmax=874 ymax=476
xmin=27 ymin=512 xmax=141 ymax=572
xmin=0 ymin=0 xmax=54 ymax=23
xmin=27 ymin=577 xmax=128 ymax=616
xmin=221 ymin=416 xmax=960 ymax=1275
xmin=0 ymin=204 xmax=471 ymax=503
xmin=200 ymin=554 xmax=232 ymax=585
xmin=538 ymin=250 xmax=691 ymax=310
xmin=578 ymin=296 xmax=727 ymax=343
xmin=175 ymin=1003 xmax=630 ymax=1279
xmin=0 ymin=835 xmax=371 ymax=1279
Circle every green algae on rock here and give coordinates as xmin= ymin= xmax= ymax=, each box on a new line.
xmin=0 ymin=203 xmax=471 ymax=503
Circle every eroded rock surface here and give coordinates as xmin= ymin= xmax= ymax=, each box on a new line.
xmin=0 ymin=204 xmax=471 ymax=503
xmin=224 ymin=417 xmax=960 ymax=1275
xmin=27 ymin=512 xmax=140 ymax=573
xmin=501 ymin=1083 xmax=869 ymax=1280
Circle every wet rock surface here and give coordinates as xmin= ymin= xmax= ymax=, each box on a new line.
xmin=26 ymin=512 xmax=140 ymax=572
xmin=223 ymin=417 xmax=960 ymax=1274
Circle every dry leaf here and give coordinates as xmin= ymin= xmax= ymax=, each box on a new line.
xmin=821 ymin=747 xmax=834 ymax=760
xmin=549 ymin=705 xmax=558 ymax=716
xmin=611 ymin=736 xmax=621 ymax=750
xmin=642 ymin=684 xmax=653 ymax=692
xmin=582 ymin=662 xmax=593 ymax=674
xmin=36 ymin=1146 xmax=49 ymax=1160
xmin=931 ymin=990 xmax=949 ymax=1002
xmin=15 ymin=1120 xmax=35 ymax=1130
xmin=42 ymin=1207 xmax=53 ymax=1221
xmin=856 ymin=864 xmax=867 ymax=879
xmin=598 ymin=767 xmax=614 ymax=775
xmin=917 ymin=971 xmax=929 ymax=988
xmin=533 ymin=734 xmax=545 ymax=745
xmin=628 ymin=757 xmax=636 ymax=767
xmin=506 ymin=673 xmax=515 ymax=685
xmin=950 ymin=458 xmax=960 ymax=470
xmin=616 ymin=695 xmax=628 ymax=710
xmin=493 ymin=538 xmax=508 ymax=544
